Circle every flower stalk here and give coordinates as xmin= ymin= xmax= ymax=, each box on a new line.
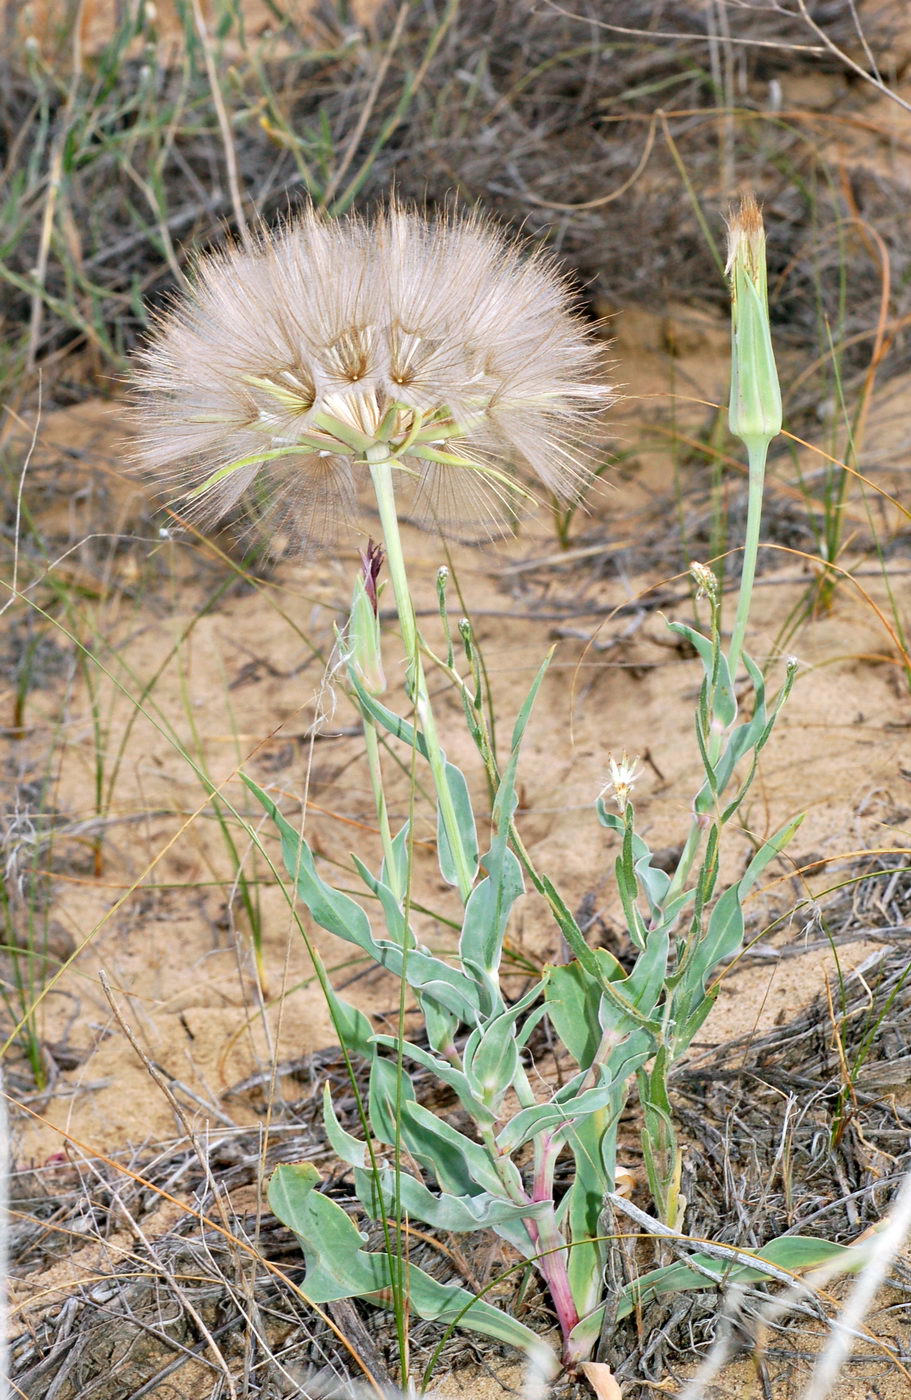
xmin=368 ymin=449 xmax=475 ymax=903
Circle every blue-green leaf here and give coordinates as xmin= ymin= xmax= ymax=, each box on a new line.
xmin=600 ymin=1026 xmax=654 ymax=1090
xmin=323 ymin=1083 xmax=367 ymax=1168
xmin=269 ymin=1162 xmax=379 ymax=1301
xmin=461 ymin=984 xmax=541 ymax=1108
xmin=381 ymin=820 xmax=411 ymax=895
xmin=244 ymin=776 xmax=374 ymax=948
xmin=619 ymin=926 xmax=669 ymax=1021
xmin=597 ymin=805 xmax=688 ymax=926
xmin=562 ymin=1110 xmax=612 ymax=1320
xmin=369 ymin=1054 xmax=416 ymax=1147
xmin=459 ymin=744 xmax=524 ymax=1008
xmin=399 ymin=1099 xmax=507 ymax=1198
xmin=352 ymin=853 xmax=410 ymax=947
xmin=510 ymin=649 xmax=554 ymax=751
xmin=268 ymin=1164 xmax=554 ymax=1357
xmin=544 ymin=952 xmax=620 ymax=1070
xmin=418 ymin=990 xmax=461 ymax=1058
xmin=615 ymin=1234 xmax=862 ymax=1321
xmin=372 ymin=1034 xmax=495 ymax=1126
xmin=496 ymin=1080 xmax=619 ymax=1154
xmin=347 ymin=668 xmax=427 ymax=757
xmin=686 ymin=813 xmax=804 ymax=993
xmin=246 ymin=778 xmax=482 ymax=1022
xmin=459 ymin=847 xmax=523 ymax=1006
xmin=667 ymin=620 xmax=736 ymax=726
xmin=355 ymin=1164 xmax=546 ymax=1240
xmin=437 ymin=760 xmax=480 ymax=888
xmin=321 ymin=970 xmax=375 ymax=1060
xmin=348 ymin=670 xmax=479 ymax=890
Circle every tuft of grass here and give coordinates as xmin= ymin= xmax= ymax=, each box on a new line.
xmin=1 ymin=805 xmax=50 ymax=1088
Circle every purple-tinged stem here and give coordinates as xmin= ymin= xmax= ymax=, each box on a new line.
xmin=525 ymin=1210 xmax=580 ymax=1356
xmin=527 ymin=1131 xmax=579 ymax=1359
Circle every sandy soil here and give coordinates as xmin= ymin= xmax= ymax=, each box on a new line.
xmin=18 ymin=0 xmax=381 ymax=58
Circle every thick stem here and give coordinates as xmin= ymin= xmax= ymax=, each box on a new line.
xmin=476 ymin=1122 xmax=578 ymax=1355
xmin=368 ymin=453 xmax=474 ymax=903
xmin=527 ymin=1209 xmax=580 ymax=1358
xmin=530 ymin=1137 xmax=586 ymax=1362
xmin=727 ymin=437 xmax=768 ymax=682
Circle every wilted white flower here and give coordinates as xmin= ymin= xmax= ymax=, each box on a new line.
xmin=689 ymin=560 xmax=718 ymax=602
xmin=600 ymin=752 xmax=642 ymax=810
xmin=132 ymin=203 xmax=610 ymax=547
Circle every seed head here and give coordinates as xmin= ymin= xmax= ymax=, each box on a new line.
xmin=132 ymin=204 xmax=611 ymax=547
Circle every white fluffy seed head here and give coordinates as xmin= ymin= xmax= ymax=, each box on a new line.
xmin=132 ymin=203 xmax=611 ymax=548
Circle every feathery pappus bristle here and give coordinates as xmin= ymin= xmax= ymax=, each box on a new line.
xmin=132 ymin=203 xmax=612 ymax=548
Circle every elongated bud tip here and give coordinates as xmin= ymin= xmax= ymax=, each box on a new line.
xmin=725 ymin=194 xmax=765 ymax=281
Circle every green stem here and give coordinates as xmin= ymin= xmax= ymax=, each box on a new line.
xmin=368 ymin=452 xmax=474 ymax=904
xmin=362 ymin=716 xmax=402 ymax=902
xmin=661 ymin=813 xmax=706 ymax=914
xmin=727 ymin=438 xmax=768 ymax=682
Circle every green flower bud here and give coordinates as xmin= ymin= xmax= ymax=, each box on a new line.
xmin=726 ymin=196 xmax=782 ymax=452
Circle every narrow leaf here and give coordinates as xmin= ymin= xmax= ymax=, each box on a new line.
xmin=616 ymin=1234 xmax=861 ymax=1321
xmin=437 ymin=760 xmax=480 ymax=888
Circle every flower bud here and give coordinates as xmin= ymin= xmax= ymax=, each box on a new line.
xmin=726 ymin=196 xmax=782 ymax=453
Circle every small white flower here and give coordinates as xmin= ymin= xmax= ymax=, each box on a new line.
xmin=600 ymin=752 xmax=642 ymax=810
